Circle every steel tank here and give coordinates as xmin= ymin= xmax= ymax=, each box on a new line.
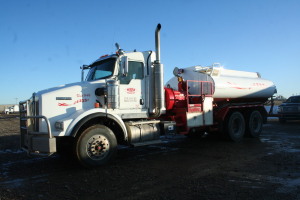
xmin=166 ymin=65 xmax=277 ymax=101
xmin=125 ymin=121 xmax=160 ymax=143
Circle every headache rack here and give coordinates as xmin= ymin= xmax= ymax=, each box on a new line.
xmin=19 ymin=98 xmax=56 ymax=156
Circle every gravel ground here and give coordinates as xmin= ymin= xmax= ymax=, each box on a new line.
xmin=0 ymin=114 xmax=300 ymax=200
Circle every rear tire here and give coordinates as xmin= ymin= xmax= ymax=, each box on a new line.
xmin=226 ymin=111 xmax=245 ymax=142
xmin=279 ymin=118 xmax=286 ymax=124
xmin=246 ymin=110 xmax=263 ymax=138
xmin=75 ymin=124 xmax=117 ymax=168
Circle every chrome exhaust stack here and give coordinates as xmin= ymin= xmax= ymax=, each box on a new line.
xmin=155 ymin=24 xmax=161 ymax=63
xmin=151 ymin=23 xmax=165 ymax=117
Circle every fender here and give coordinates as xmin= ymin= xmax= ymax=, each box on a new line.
xmin=66 ymin=110 xmax=128 ymax=141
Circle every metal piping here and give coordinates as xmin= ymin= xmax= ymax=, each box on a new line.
xmin=152 ymin=23 xmax=165 ymax=117
xmin=155 ymin=24 xmax=161 ymax=63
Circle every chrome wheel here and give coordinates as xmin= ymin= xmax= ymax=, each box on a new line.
xmin=75 ymin=124 xmax=117 ymax=168
xmin=86 ymin=134 xmax=110 ymax=160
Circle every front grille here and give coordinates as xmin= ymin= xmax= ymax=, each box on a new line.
xmin=30 ymin=98 xmax=40 ymax=131
xmin=19 ymin=95 xmax=55 ymax=155
xmin=20 ymin=100 xmax=29 ymax=149
xmin=20 ymin=96 xmax=40 ymax=149
xmin=282 ymin=106 xmax=298 ymax=113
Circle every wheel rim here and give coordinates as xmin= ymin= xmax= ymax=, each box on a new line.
xmin=251 ymin=115 xmax=261 ymax=132
xmin=232 ymin=118 xmax=242 ymax=136
xmin=228 ymin=112 xmax=245 ymax=142
xmin=249 ymin=111 xmax=262 ymax=136
xmin=86 ymin=134 xmax=110 ymax=160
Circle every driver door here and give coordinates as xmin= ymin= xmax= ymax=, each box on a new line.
xmin=119 ymin=57 xmax=146 ymax=110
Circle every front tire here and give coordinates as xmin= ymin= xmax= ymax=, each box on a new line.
xmin=75 ymin=124 xmax=117 ymax=168
xmin=226 ymin=111 xmax=245 ymax=142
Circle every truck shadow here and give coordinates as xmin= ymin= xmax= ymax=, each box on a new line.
xmin=0 ymin=135 xmax=20 ymax=151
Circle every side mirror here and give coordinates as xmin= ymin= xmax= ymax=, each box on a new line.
xmin=123 ymin=56 xmax=128 ymax=76
xmin=81 ymin=65 xmax=89 ymax=81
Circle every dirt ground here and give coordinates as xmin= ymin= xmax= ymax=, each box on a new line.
xmin=0 ymin=114 xmax=300 ymax=200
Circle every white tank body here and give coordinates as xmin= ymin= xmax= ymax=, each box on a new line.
xmin=166 ymin=65 xmax=277 ymax=101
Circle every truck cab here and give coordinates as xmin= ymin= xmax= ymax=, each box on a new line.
xmin=278 ymin=95 xmax=300 ymax=123
xmin=85 ymin=51 xmax=154 ymax=116
xmin=20 ymin=24 xmax=165 ymax=167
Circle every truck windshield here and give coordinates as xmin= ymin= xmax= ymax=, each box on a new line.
xmin=286 ymin=96 xmax=300 ymax=103
xmin=86 ymin=58 xmax=116 ymax=81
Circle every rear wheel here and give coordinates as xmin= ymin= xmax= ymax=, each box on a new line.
xmin=279 ymin=118 xmax=286 ymax=124
xmin=226 ymin=111 xmax=245 ymax=142
xmin=75 ymin=124 xmax=117 ymax=168
xmin=246 ymin=110 xmax=263 ymax=138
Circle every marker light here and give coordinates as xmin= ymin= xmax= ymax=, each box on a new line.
xmin=100 ymin=54 xmax=109 ymax=58
xmin=95 ymin=102 xmax=100 ymax=108
xmin=55 ymin=121 xmax=64 ymax=131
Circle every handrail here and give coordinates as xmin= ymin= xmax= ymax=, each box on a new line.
xmin=25 ymin=115 xmax=53 ymax=138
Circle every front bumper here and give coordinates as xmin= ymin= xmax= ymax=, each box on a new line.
xmin=278 ymin=112 xmax=300 ymax=120
xmin=20 ymin=100 xmax=56 ymax=155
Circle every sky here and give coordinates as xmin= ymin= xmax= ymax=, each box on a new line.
xmin=1 ymin=0 xmax=300 ymax=104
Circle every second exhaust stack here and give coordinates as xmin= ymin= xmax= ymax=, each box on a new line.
xmin=155 ymin=23 xmax=161 ymax=63
xmin=152 ymin=23 xmax=165 ymax=117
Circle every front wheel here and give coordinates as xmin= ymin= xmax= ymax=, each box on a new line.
xmin=75 ymin=124 xmax=117 ymax=168
xmin=226 ymin=111 xmax=245 ymax=142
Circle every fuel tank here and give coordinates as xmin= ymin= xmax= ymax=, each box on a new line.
xmin=165 ymin=65 xmax=277 ymax=102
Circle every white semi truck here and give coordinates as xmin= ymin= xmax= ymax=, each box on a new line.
xmin=20 ymin=24 xmax=277 ymax=167
xmin=5 ymin=105 xmax=19 ymax=114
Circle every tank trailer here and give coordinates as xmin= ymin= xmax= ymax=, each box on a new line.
xmin=20 ymin=24 xmax=277 ymax=167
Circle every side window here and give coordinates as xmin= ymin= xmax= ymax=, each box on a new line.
xmin=120 ymin=61 xmax=144 ymax=84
